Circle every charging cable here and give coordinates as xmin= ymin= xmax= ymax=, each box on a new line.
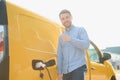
xmin=35 ymin=62 xmax=52 ymax=80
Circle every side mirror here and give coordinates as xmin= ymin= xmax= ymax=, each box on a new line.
xmin=101 ymin=52 xmax=111 ymax=63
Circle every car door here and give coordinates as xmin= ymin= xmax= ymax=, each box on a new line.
xmin=6 ymin=2 xmax=62 ymax=80
xmin=88 ymin=42 xmax=107 ymax=80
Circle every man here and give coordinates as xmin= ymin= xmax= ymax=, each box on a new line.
xmin=57 ymin=9 xmax=90 ymax=80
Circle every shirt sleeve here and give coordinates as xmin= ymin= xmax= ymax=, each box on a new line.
xmin=57 ymin=35 xmax=63 ymax=74
xmin=71 ymin=27 xmax=90 ymax=50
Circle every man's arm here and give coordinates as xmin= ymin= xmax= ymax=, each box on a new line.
xmin=57 ymin=36 xmax=63 ymax=74
xmin=71 ymin=27 xmax=90 ymax=50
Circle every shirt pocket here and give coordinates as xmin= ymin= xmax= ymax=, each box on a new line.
xmin=71 ymin=31 xmax=80 ymax=40
xmin=62 ymin=42 xmax=68 ymax=46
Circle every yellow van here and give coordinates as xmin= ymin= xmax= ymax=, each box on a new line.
xmin=0 ymin=1 xmax=116 ymax=80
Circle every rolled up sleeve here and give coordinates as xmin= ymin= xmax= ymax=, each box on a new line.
xmin=71 ymin=27 xmax=90 ymax=50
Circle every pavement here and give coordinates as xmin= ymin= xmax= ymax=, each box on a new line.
xmin=115 ymin=70 xmax=120 ymax=80
xmin=116 ymin=74 xmax=120 ymax=80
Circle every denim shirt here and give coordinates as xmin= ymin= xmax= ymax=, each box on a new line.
xmin=57 ymin=25 xmax=90 ymax=74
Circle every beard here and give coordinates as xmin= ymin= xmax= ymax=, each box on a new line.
xmin=63 ymin=21 xmax=72 ymax=28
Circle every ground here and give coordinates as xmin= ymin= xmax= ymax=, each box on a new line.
xmin=115 ymin=70 xmax=120 ymax=80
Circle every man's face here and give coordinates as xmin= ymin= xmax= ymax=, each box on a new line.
xmin=59 ymin=13 xmax=72 ymax=28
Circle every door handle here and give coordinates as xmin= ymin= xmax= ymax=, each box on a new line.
xmin=91 ymin=67 xmax=96 ymax=70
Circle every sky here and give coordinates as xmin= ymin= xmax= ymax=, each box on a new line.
xmin=5 ymin=0 xmax=120 ymax=49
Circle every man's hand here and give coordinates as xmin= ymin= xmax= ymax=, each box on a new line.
xmin=62 ymin=34 xmax=72 ymax=42
xmin=58 ymin=74 xmax=63 ymax=80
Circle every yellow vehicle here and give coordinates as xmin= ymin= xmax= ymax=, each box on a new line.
xmin=0 ymin=1 xmax=116 ymax=80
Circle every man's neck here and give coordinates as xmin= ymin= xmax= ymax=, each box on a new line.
xmin=65 ymin=25 xmax=72 ymax=31
xmin=66 ymin=28 xmax=70 ymax=31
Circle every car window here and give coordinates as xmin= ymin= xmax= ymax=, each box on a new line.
xmin=88 ymin=44 xmax=100 ymax=62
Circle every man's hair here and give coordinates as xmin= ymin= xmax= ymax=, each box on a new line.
xmin=59 ymin=9 xmax=72 ymax=17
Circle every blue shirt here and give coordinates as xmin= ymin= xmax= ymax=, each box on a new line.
xmin=57 ymin=25 xmax=90 ymax=74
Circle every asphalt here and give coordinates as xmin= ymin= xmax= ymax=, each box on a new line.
xmin=115 ymin=70 xmax=120 ymax=80
xmin=116 ymin=74 xmax=120 ymax=80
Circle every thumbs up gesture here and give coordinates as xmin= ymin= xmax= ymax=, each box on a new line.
xmin=62 ymin=33 xmax=72 ymax=42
